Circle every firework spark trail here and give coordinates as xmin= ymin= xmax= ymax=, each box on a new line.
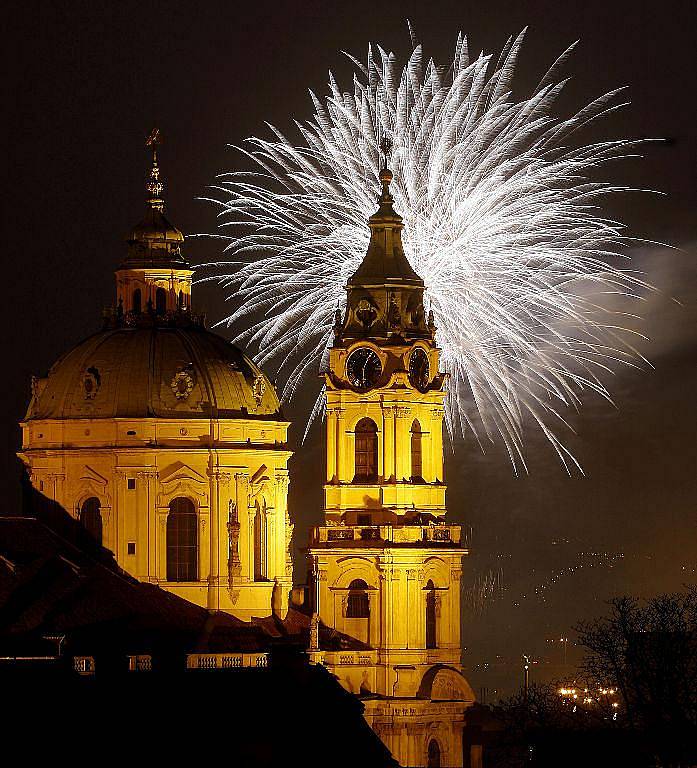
xmin=202 ymin=28 xmax=657 ymax=472
xmin=464 ymin=568 xmax=506 ymax=615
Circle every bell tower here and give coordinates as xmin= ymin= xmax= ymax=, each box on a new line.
xmin=308 ymin=142 xmax=475 ymax=768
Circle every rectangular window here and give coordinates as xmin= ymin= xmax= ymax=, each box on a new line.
xmin=127 ymin=542 xmax=136 ymax=555
xmin=127 ymin=479 xmax=136 ymax=490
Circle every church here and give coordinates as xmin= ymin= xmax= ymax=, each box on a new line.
xmin=17 ymin=139 xmax=476 ymax=768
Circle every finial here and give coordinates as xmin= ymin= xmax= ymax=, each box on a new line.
xmin=145 ymin=128 xmax=164 ymax=212
xmin=379 ymin=134 xmax=393 ymax=171
xmin=378 ymin=134 xmax=394 ymax=202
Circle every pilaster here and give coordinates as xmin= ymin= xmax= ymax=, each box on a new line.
xmin=383 ymin=405 xmax=396 ymax=482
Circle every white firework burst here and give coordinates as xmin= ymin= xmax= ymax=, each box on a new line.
xmin=202 ymin=28 xmax=655 ymax=472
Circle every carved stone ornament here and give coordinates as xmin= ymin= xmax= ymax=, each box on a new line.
xmin=31 ymin=375 xmax=41 ymax=400
xmin=83 ymin=366 xmax=101 ymax=400
xmin=410 ymin=301 xmax=425 ymax=327
xmin=171 ymin=365 xmax=195 ymax=400
xmin=309 ymin=613 xmax=320 ymax=651
xmin=227 ymin=501 xmax=241 ymax=576
xmin=387 ymin=294 xmax=401 ymax=328
xmin=252 ymin=374 xmax=266 ymax=407
xmin=356 ymin=298 xmax=378 ymax=329
xmin=430 ymin=669 xmax=471 ymax=702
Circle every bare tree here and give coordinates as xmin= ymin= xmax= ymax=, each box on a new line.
xmin=577 ymin=588 xmax=697 ymax=767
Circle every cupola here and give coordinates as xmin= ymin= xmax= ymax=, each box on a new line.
xmin=115 ymin=129 xmax=193 ymax=316
xmin=337 ymin=137 xmax=433 ymax=345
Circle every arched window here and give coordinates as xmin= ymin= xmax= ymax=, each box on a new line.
xmin=79 ymin=497 xmax=102 ymax=545
xmin=427 ymin=739 xmax=441 ymax=768
xmin=426 ymin=579 xmax=437 ymax=649
xmin=411 ymin=419 xmax=423 ymax=480
xmin=166 ymin=497 xmax=197 ymax=581
xmin=155 ymin=287 xmax=167 ymax=315
xmin=354 ymin=418 xmax=378 ymax=482
xmin=346 ymin=579 xmax=370 ymax=618
xmin=178 ymin=289 xmax=185 ymax=309
xmin=132 ymin=288 xmax=142 ymax=314
xmin=253 ymin=500 xmax=266 ymax=582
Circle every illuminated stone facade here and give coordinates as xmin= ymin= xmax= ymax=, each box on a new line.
xmin=19 ymin=145 xmax=293 ymax=620
xmin=18 ymin=139 xmax=475 ymax=766
xmin=308 ymin=164 xmax=475 ymax=767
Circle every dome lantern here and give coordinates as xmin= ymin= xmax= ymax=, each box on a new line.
xmin=115 ymin=129 xmax=193 ymax=317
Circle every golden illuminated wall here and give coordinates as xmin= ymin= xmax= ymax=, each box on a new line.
xmin=309 ymin=336 xmax=475 ymax=766
xmin=20 ymin=416 xmax=293 ymax=619
xmin=324 ymin=341 xmax=446 ymax=522
xmin=116 ymin=267 xmax=193 ymax=314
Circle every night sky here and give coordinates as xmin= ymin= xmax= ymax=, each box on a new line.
xmin=6 ymin=0 xmax=697 ymax=695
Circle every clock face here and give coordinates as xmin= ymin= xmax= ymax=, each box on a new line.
xmin=346 ymin=347 xmax=382 ymax=390
xmin=409 ymin=348 xmax=430 ymax=391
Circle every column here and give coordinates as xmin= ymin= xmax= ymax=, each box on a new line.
xmin=406 ymin=568 xmax=418 ymax=649
xmin=379 ymin=554 xmax=397 ymax=652
xmin=113 ymin=469 xmax=127 ymax=564
xmin=383 ymin=406 xmax=396 ymax=482
xmin=209 ymin=469 xmax=220 ymax=609
xmin=395 ymin=406 xmax=411 ymax=481
xmin=274 ymin=472 xmax=291 ymax=580
xmin=157 ymin=507 xmax=168 ymax=581
xmin=326 ymin=407 xmax=337 ymax=482
xmin=207 ymin=469 xmax=231 ymax=610
xmin=137 ymin=469 xmax=158 ymax=581
xmin=149 ymin=472 xmax=159 ymax=581
xmin=336 ymin=408 xmax=346 ymax=482
xmin=449 ymin=564 xmax=464 ymax=649
xmin=431 ymin=407 xmax=444 ymax=482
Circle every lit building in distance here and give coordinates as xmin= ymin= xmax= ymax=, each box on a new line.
xmin=19 ymin=138 xmax=294 ymax=620
xmin=308 ymin=152 xmax=476 ymax=768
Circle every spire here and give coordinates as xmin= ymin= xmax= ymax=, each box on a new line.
xmin=145 ymin=128 xmax=165 ymax=212
xmin=114 ymin=132 xmax=194 ymax=322
xmin=121 ymin=129 xmax=186 ymax=269
xmin=347 ymin=135 xmax=423 ymax=287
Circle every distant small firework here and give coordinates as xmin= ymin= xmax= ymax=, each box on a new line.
xmin=204 ymin=28 xmax=656 ymax=471
xmin=465 ymin=568 xmax=506 ymax=615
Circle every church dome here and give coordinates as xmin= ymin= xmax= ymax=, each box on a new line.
xmin=27 ymin=323 xmax=281 ymax=421
xmin=24 ymin=131 xmax=282 ymax=424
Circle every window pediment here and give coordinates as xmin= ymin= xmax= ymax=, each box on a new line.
xmin=159 ymin=461 xmax=206 ymax=486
